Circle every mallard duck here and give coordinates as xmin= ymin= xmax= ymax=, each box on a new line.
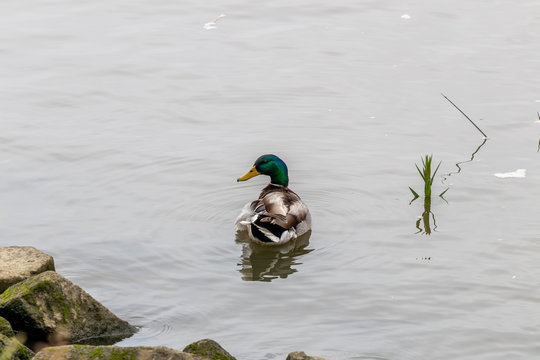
xmin=235 ymin=154 xmax=311 ymax=245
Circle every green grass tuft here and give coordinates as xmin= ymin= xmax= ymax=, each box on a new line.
xmin=414 ymin=155 xmax=441 ymax=198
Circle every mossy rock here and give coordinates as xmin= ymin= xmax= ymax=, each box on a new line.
xmin=183 ymin=339 xmax=236 ymax=360
xmin=0 ymin=334 xmax=34 ymax=360
xmin=33 ymin=344 xmax=205 ymax=360
xmin=286 ymin=351 xmax=327 ymax=360
xmin=0 ymin=271 xmax=136 ymax=346
xmin=0 ymin=316 xmax=14 ymax=337
xmin=0 ymin=246 xmax=55 ymax=293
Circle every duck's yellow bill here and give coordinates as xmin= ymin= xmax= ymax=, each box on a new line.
xmin=237 ymin=166 xmax=260 ymax=182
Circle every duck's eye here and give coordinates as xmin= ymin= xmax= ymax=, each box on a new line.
xmin=262 ymin=160 xmax=269 ymax=164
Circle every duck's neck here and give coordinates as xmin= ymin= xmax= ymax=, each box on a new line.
xmin=269 ymin=166 xmax=289 ymax=187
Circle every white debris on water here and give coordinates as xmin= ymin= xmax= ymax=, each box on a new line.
xmin=401 ymin=14 xmax=411 ymax=19
xmin=204 ymin=14 xmax=226 ymax=30
xmin=494 ymin=169 xmax=526 ymax=178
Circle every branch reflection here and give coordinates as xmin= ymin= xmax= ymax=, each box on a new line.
xmin=442 ymin=138 xmax=487 ymax=183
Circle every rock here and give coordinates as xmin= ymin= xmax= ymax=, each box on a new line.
xmin=183 ymin=339 xmax=236 ymax=360
xmin=0 ymin=246 xmax=55 ymax=293
xmin=0 ymin=316 xmax=14 ymax=337
xmin=33 ymin=345 xmax=205 ymax=360
xmin=0 ymin=334 xmax=34 ymax=360
xmin=0 ymin=271 xmax=136 ymax=346
xmin=286 ymin=351 xmax=327 ymax=360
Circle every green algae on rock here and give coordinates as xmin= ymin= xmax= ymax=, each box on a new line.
xmin=0 ymin=334 xmax=34 ymax=360
xmin=183 ymin=339 xmax=236 ymax=360
xmin=0 ymin=317 xmax=14 ymax=338
xmin=33 ymin=344 xmax=205 ymax=360
xmin=0 ymin=271 xmax=136 ymax=346
xmin=0 ymin=246 xmax=55 ymax=294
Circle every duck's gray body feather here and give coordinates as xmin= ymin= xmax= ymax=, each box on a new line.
xmin=235 ymin=184 xmax=311 ymax=245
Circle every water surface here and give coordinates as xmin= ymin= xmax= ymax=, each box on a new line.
xmin=1 ymin=1 xmax=540 ymax=359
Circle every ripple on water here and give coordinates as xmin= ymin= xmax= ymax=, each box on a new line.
xmin=120 ymin=317 xmax=173 ymax=342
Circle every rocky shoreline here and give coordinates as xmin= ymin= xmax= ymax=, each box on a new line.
xmin=0 ymin=246 xmax=326 ymax=360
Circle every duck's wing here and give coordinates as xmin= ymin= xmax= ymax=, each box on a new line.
xmin=260 ymin=189 xmax=309 ymax=230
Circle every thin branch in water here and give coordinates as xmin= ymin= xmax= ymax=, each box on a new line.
xmin=441 ymin=93 xmax=488 ymax=138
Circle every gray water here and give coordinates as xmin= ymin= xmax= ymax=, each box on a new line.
xmin=2 ymin=1 xmax=540 ymax=359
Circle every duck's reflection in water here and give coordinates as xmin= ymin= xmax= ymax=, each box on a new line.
xmin=236 ymin=231 xmax=313 ymax=282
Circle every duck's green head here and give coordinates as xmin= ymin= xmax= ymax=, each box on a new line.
xmin=237 ymin=154 xmax=289 ymax=187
